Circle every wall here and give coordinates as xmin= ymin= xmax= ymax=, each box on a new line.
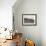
xmin=41 ymin=0 xmax=46 ymax=46
xmin=13 ymin=0 xmax=41 ymax=46
xmin=0 ymin=0 xmax=16 ymax=30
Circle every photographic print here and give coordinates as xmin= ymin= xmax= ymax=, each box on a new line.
xmin=22 ymin=14 xmax=37 ymax=26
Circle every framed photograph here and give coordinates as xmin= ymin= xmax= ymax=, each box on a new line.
xmin=22 ymin=14 xmax=37 ymax=26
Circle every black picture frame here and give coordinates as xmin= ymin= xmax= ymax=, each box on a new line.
xmin=22 ymin=14 xmax=37 ymax=26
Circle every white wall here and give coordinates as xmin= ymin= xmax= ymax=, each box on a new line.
xmin=0 ymin=0 xmax=16 ymax=30
xmin=41 ymin=0 xmax=46 ymax=46
xmin=13 ymin=0 xmax=41 ymax=46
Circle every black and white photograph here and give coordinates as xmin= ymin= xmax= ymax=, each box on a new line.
xmin=22 ymin=14 xmax=37 ymax=26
